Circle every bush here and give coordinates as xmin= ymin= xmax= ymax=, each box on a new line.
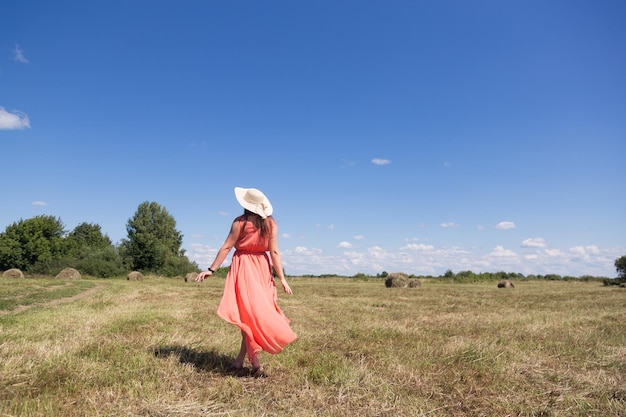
xmin=157 ymin=255 xmax=199 ymax=278
xmin=71 ymin=246 xmax=126 ymax=278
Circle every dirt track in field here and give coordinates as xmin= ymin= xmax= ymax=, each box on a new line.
xmin=0 ymin=282 xmax=106 ymax=315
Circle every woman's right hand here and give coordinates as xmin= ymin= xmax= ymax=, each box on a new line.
xmin=195 ymin=270 xmax=213 ymax=282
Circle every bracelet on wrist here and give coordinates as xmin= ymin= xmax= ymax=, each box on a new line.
xmin=208 ymin=267 xmax=215 ymax=273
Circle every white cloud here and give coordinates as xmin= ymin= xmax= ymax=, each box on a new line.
xmin=489 ymin=245 xmax=518 ymax=258
xmin=354 ymin=235 xmax=365 ymax=240
xmin=521 ymin=237 xmax=546 ymax=248
xmin=186 ymin=230 xmax=623 ymax=278
xmin=496 ymin=221 xmax=516 ymax=230
xmin=371 ymin=158 xmax=391 ymax=165
xmin=281 ymin=233 xmax=291 ymax=239
xmin=32 ymin=201 xmax=48 ymax=206
xmin=440 ymin=222 xmax=459 ymax=228
xmin=187 ymin=243 xmax=219 ymax=268
xmin=569 ymin=245 xmax=600 ymax=259
xmin=293 ymin=246 xmax=321 ymax=254
xmin=545 ymin=249 xmax=563 ymax=257
xmin=13 ymin=44 xmax=28 ymax=63
xmin=0 ymin=107 xmax=30 ymax=130
xmin=401 ymin=243 xmax=434 ymax=251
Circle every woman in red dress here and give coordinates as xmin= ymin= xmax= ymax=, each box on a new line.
xmin=196 ymin=187 xmax=297 ymax=377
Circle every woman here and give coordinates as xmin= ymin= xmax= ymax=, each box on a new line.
xmin=196 ymin=187 xmax=297 ymax=377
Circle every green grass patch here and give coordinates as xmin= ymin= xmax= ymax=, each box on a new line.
xmin=0 ymin=279 xmax=96 ymax=311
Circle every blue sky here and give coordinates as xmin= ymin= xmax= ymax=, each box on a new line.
xmin=2 ymin=1 xmax=624 ymax=277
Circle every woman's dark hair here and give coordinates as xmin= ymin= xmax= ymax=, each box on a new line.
xmin=242 ymin=209 xmax=270 ymax=238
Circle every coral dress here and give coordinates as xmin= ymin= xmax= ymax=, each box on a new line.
xmin=217 ymin=217 xmax=297 ymax=360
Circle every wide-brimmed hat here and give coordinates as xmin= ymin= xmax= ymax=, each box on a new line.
xmin=234 ymin=187 xmax=273 ymax=219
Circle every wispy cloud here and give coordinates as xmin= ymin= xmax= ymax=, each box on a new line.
xmin=338 ymin=241 xmax=352 ymax=248
xmin=340 ymin=159 xmax=356 ymax=168
xmin=13 ymin=44 xmax=29 ymax=63
xmin=496 ymin=221 xmax=516 ymax=230
xmin=371 ymin=158 xmax=391 ymax=166
xmin=521 ymin=237 xmax=546 ymax=248
xmin=32 ymin=201 xmax=48 ymax=207
xmin=440 ymin=222 xmax=459 ymax=228
xmin=0 ymin=107 xmax=30 ymax=130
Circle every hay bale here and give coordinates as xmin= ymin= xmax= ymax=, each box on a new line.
xmin=497 ymin=280 xmax=514 ymax=288
xmin=619 ymin=282 xmax=626 ymax=288
xmin=56 ymin=267 xmax=81 ymax=280
xmin=2 ymin=268 xmax=24 ymax=278
xmin=185 ymin=272 xmax=197 ymax=282
xmin=385 ymin=272 xmax=409 ymax=288
xmin=127 ymin=271 xmax=144 ymax=281
xmin=408 ymin=278 xmax=421 ymax=288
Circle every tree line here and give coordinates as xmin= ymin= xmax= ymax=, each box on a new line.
xmin=0 ymin=202 xmax=199 ymax=278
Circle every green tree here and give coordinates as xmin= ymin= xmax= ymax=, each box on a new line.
xmin=119 ymin=202 xmax=195 ymax=275
xmin=0 ymin=215 xmax=67 ymax=271
xmin=63 ymin=223 xmax=125 ymax=278
xmin=66 ymin=222 xmax=112 ymax=253
xmin=615 ymin=255 xmax=626 ymax=279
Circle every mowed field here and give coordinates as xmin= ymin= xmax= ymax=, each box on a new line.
xmin=0 ymin=276 xmax=624 ymax=417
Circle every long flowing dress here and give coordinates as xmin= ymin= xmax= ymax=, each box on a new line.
xmin=217 ymin=217 xmax=297 ymax=361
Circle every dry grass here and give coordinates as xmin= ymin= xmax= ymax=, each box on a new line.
xmin=0 ymin=277 xmax=624 ymax=417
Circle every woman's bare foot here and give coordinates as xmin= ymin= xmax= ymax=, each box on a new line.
xmin=250 ymin=355 xmax=266 ymax=377
xmin=252 ymin=366 xmax=267 ymax=378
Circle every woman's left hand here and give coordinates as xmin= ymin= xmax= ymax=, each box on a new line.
xmin=280 ymin=278 xmax=293 ymax=294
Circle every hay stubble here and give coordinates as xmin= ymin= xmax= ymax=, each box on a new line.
xmin=0 ymin=277 xmax=624 ymax=416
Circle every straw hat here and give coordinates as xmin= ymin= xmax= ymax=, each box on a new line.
xmin=234 ymin=187 xmax=273 ymax=219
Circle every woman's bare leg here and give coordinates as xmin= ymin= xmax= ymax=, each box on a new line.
xmin=232 ymin=331 xmax=246 ymax=368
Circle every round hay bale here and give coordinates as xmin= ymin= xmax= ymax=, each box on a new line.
xmin=497 ymin=280 xmax=514 ymax=288
xmin=408 ymin=278 xmax=421 ymax=288
xmin=385 ymin=272 xmax=409 ymax=288
xmin=2 ymin=268 xmax=24 ymax=278
xmin=619 ymin=282 xmax=626 ymax=288
xmin=184 ymin=272 xmax=197 ymax=282
xmin=127 ymin=271 xmax=144 ymax=281
xmin=56 ymin=267 xmax=81 ymax=280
